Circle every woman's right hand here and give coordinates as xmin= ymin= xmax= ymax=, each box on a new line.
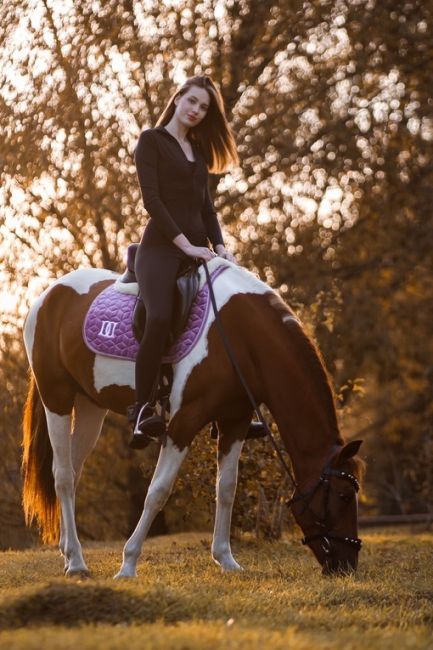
xmin=185 ymin=245 xmax=216 ymax=262
xmin=172 ymin=234 xmax=217 ymax=262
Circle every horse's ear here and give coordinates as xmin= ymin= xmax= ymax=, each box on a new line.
xmin=336 ymin=440 xmax=363 ymax=464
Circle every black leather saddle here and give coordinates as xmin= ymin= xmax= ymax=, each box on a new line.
xmin=119 ymin=243 xmax=200 ymax=345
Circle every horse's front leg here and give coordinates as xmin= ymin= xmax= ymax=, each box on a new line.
xmin=211 ymin=420 xmax=247 ymax=571
xmin=115 ymin=436 xmax=189 ymax=578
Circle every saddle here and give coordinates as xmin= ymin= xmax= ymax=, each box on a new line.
xmin=118 ymin=245 xmax=267 ymax=442
xmin=119 ymin=243 xmax=200 ymax=346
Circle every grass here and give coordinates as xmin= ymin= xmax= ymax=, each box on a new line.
xmin=0 ymin=530 xmax=431 ymax=649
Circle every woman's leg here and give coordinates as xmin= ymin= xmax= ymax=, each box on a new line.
xmin=131 ymin=245 xmax=185 ymax=441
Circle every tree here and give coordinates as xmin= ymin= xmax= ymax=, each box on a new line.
xmin=1 ymin=0 xmax=431 ymax=547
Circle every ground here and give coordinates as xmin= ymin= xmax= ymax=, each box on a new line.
xmin=0 ymin=530 xmax=431 ymax=649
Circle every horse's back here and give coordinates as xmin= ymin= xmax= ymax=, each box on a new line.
xmin=24 ymin=268 xmax=117 ymax=363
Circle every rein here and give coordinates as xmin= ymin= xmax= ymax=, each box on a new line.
xmin=202 ymin=261 xmax=297 ymax=488
xmin=202 ymin=260 xmax=362 ymax=555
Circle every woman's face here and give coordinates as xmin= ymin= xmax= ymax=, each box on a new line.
xmin=174 ymin=86 xmax=210 ymax=128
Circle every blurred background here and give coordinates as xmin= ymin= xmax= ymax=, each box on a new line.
xmin=1 ymin=0 xmax=432 ymax=549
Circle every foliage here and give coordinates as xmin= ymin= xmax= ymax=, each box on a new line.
xmin=228 ymin=0 xmax=433 ymax=512
xmin=168 ymin=417 xmax=295 ymax=537
xmin=1 ymin=0 xmax=432 ymax=545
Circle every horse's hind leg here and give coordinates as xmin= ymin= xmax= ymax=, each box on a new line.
xmin=211 ymin=418 xmax=248 ymax=571
xmin=44 ymin=407 xmax=89 ymax=576
xmin=71 ymin=393 xmax=107 ymax=486
xmin=59 ymin=393 xmax=107 ymax=574
xmin=115 ymin=436 xmax=189 ymax=578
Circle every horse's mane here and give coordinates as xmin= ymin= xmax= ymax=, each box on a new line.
xmin=267 ymin=292 xmax=344 ymax=446
xmin=267 ymin=291 xmax=366 ymax=482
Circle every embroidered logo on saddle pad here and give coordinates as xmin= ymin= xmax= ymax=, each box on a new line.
xmin=83 ymin=266 xmax=228 ymax=364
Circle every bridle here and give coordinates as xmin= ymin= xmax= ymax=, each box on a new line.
xmin=287 ymin=465 xmax=362 ymax=557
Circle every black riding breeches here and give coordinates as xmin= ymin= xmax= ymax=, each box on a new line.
xmin=134 ymin=243 xmax=189 ymax=404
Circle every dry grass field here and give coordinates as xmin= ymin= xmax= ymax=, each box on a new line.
xmin=0 ymin=529 xmax=431 ymax=649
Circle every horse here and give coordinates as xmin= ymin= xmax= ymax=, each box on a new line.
xmin=21 ymin=256 xmax=364 ymax=578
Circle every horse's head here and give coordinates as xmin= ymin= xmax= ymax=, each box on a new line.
xmin=290 ymin=440 xmax=364 ymax=576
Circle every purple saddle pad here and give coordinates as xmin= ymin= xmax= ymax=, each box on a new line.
xmin=83 ymin=265 xmax=228 ymax=364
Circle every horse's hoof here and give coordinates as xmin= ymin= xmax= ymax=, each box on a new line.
xmin=113 ymin=567 xmax=137 ymax=580
xmin=113 ymin=568 xmax=137 ymax=579
xmin=65 ymin=568 xmax=91 ymax=579
xmin=213 ymin=556 xmax=244 ymax=572
xmin=221 ymin=563 xmax=244 ymax=572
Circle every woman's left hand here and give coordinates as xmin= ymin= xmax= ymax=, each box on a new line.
xmin=215 ymin=245 xmax=237 ymax=264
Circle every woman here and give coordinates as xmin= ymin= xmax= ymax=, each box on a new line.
xmin=129 ymin=75 xmax=257 ymax=448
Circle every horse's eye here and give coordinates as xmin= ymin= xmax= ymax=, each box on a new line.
xmin=339 ymin=492 xmax=353 ymax=503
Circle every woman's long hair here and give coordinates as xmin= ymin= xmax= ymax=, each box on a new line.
xmin=156 ymin=76 xmax=239 ymax=174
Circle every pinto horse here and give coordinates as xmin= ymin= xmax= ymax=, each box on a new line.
xmin=22 ymin=257 xmax=363 ymax=578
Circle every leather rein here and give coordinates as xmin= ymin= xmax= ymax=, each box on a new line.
xmin=202 ymin=260 xmax=362 ymax=554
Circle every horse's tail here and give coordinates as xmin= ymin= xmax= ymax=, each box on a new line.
xmin=22 ymin=371 xmax=60 ymax=544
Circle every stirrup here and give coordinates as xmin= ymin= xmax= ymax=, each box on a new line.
xmin=128 ymin=403 xmax=166 ymax=449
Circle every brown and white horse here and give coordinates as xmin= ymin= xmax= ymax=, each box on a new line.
xmin=22 ymin=257 xmax=364 ymax=578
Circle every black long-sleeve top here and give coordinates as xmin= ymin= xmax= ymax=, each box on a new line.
xmin=134 ymin=126 xmax=224 ymax=249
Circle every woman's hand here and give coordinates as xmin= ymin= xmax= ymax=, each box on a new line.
xmin=173 ymin=234 xmax=216 ymax=262
xmin=215 ymin=244 xmax=237 ymax=264
xmin=185 ymin=245 xmax=217 ymax=262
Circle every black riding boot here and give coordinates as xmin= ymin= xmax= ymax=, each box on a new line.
xmin=127 ymin=402 xmax=166 ymax=449
xmin=246 ymin=420 xmax=267 ymax=439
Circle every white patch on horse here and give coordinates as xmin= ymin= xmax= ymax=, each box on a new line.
xmin=268 ymin=293 xmax=300 ymax=325
xmin=44 ymin=407 xmax=89 ymax=574
xmin=23 ymin=293 xmax=48 ymax=366
xmin=93 ymin=355 xmax=135 ymax=392
xmin=268 ymin=294 xmax=283 ymax=309
xmin=58 ymin=268 xmax=118 ymax=294
xmin=169 ymin=258 xmax=271 ymax=417
xmin=212 ymin=439 xmax=244 ymax=571
xmin=23 ymin=268 xmax=117 ymax=366
xmin=282 ymin=313 xmax=299 ymax=324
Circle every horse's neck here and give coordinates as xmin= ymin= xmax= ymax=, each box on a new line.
xmin=249 ymin=298 xmax=341 ymax=484
xmin=266 ymin=387 xmax=341 ymax=485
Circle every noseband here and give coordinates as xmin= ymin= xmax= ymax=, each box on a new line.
xmin=287 ymin=466 xmax=362 ymax=556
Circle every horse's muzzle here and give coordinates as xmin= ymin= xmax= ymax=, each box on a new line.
xmin=322 ymin=554 xmax=358 ymax=576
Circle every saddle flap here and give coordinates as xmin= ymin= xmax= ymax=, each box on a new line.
xmin=173 ymin=263 xmax=201 ymax=338
xmin=132 ymin=262 xmax=201 ymax=343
